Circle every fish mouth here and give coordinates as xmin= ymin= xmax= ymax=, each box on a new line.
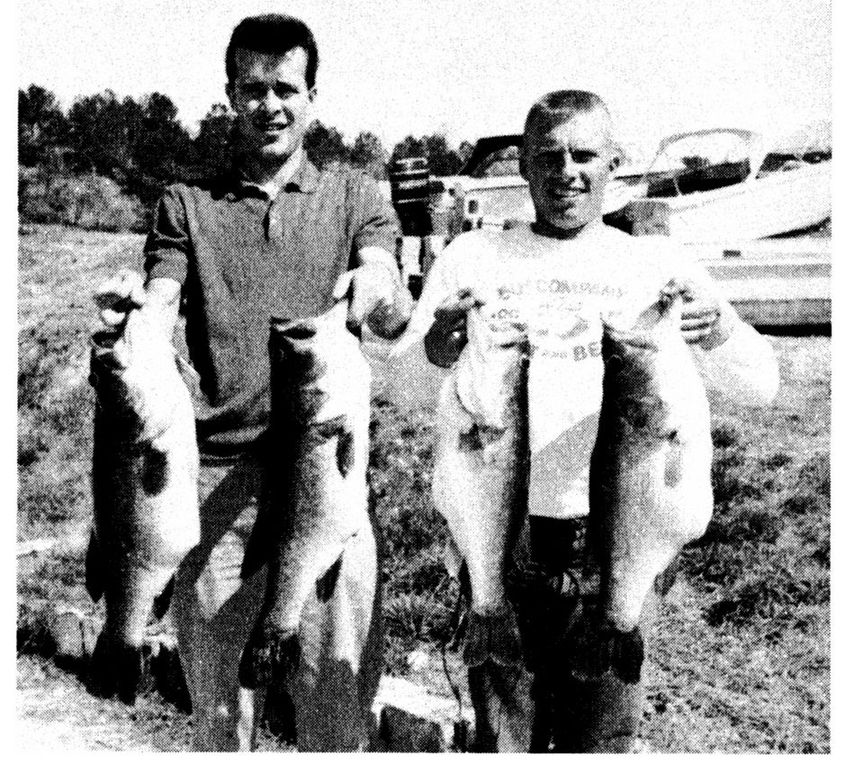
xmin=271 ymin=317 xmax=317 ymax=340
xmin=90 ymin=330 xmax=128 ymax=370
xmin=600 ymin=321 xmax=661 ymax=349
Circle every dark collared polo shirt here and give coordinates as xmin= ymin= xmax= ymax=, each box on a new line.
xmin=143 ymin=158 xmax=399 ymax=457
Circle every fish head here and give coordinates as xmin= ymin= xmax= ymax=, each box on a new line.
xmin=600 ymin=294 xmax=685 ymax=441
xmin=89 ymin=312 xmax=186 ymax=440
xmin=269 ymin=301 xmax=368 ymax=425
xmin=456 ymin=309 xmax=529 ymax=430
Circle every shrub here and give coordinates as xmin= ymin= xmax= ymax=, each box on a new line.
xmin=19 ymin=167 xmax=147 ymax=232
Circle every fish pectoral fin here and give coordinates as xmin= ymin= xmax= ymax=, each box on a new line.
xmin=336 ymin=429 xmax=356 ymax=478
xmin=315 ymin=553 xmax=344 ymax=602
xmin=310 ymin=415 xmax=355 ymax=477
xmin=653 ymin=557 xmax=680 ymax=597
xmin=152 ymin=575 xmax=175 ymax=619
xmin=84 ymin=529 xmax=104 ymax=603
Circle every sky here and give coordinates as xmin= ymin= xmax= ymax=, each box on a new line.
xmin=17 ymin=0 xmax=832 ymax=161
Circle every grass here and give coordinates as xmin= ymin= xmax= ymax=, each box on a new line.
xmin=16 ymin=225 xmax=830 ymax=752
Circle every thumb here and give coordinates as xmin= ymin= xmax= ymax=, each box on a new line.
xmin=332 ymin=269 xmax=356 ymax=302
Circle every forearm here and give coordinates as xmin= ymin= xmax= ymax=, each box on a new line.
xmin=692 ymin=312 xmax=779 ymax=405
xmin=356 ymin=246 xmax=413 ymax=340
xmin=143 ymin=276 xmax=182 ymax=340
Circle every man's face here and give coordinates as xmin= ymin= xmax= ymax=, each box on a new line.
xmin=227 ymin=47 xmax=315 ymax=166
xmin=521 ymin=109 xmax=617 ymax=234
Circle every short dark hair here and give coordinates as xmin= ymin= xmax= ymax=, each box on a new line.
xmin=226 ymin=14 xmax=319 ymax=89
xmin=523 ymin=90 xmax=611 ymax=140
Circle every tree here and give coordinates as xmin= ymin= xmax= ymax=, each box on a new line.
xmin=390 ymin=135 xmax=425 ymax=163
xmin=390 ymin=133 xmax=463 ymax=176
xmin=18 ymin=85 xmax=69 ymax=167
xmin=67 ymin=90 xmax=135 ymax=177
xmin=128 ymin=92 xmax=193 ymax=206
xmin=457 ymin=140 xmax=475 ymax=168
xmin=191 ymin=103 xmax=234 ymax=178
xmin=304 ymin=120 xmax=349 ymax=169
xmin=349 ymin=131 xmax=387 ymax=179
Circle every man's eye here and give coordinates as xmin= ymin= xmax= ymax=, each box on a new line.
xmin=274 ymin=85 xmax=298 ymax=99
xmin=240 ymin=85 xmax=266 ymax=100
xmin=537 ymin=151 xmax=563 ymax=165
xmin=572 ymin=152 xmax=597 ymax=163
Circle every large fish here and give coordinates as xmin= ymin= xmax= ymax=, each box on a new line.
xmin=433 ymin=309 xmax=529 ymax=667
xmin=238 ymin=300 xmax=371 ymax=688
xmin=584 ymin=291 xmax=713 ymax=684
xmin=86 ymin=304 xmax=200 ymax=704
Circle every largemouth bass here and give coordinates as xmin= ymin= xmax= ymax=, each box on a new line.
xmin=238 ymin=300 xmax=372 ymax=688
xmin=87 ymin=305 xmax=200 ymax=704
xmin=585 ymin=291 xmax=713 ymax=683
xmin=433 ymin=310 xmax=529 ymax=667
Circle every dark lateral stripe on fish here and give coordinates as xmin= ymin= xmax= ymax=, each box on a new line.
xmin=141 ymin=447 xmax=169 ymax=495
xmin=606 ymin=626 xmax=645 ymax=684
xmin=85 ymin=530 xmax=104 ymax=603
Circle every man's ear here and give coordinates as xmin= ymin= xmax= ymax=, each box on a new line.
xmin=308 ymin=86 xmax=317 ymax=103
xmin=225 ymin=82 xmax=236 ymax=112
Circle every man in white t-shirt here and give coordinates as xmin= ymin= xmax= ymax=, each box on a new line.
xmin=394 ymin=90 xmax=778 ymax=752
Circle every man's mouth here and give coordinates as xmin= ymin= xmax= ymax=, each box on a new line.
xmin=547 ymin=186 xmax=587 ymax=204
xmin=257 ymin=122 xmax=290 ymax=136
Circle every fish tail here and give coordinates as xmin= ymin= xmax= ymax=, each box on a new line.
xmin=86 ymin=632 xmax=143 ymax=705
xmin=462 ymin=603 xmax=522 ymax=668
xmin=606 ymin=627 xmax=645 ymax=684
xmin=238 ymin=620 xmax=301 ymax=689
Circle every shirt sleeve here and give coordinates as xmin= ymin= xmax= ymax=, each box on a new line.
xmin=677 ymin=257 xmax=780 ymax=406
xmin=143 ymin=185 xmax=190 ymax=285
xmin=351 ymin=174 xmax=400 ymax=259
xmin=379 ymin=235 xmax=472 ymax=411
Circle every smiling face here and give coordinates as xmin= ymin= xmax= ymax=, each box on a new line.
xmin=521 ymin=108 xmax=618 ymax=236
xmin=227 ymin=47 xmax=315 ymax=171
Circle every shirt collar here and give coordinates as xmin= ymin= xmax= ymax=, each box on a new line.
xmin=227 ymin=150 xmax=320 ymax=200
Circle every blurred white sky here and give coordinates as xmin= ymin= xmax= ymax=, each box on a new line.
xmin=17 ymin=0 xmax=832 ymax=162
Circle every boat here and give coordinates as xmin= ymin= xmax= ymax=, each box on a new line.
xmin=626 ymin=127 xmax=831 ymax=241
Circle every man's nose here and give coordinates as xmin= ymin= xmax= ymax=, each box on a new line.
xmin=556 ymin=152 xmax=580 ymax=179
xmin=259 ymin=89 xmax=282 ymax=113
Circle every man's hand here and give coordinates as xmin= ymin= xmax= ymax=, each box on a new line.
xmin=93 ymin=270 xmax=180 ymax=339
xmin=661 ymin=278 xmax=735 ymax=350
xmin=332 ymin=260 xmax=413 ymax=340
xmin=424 ymin=288 xmax=485 ymax=368
xmin=94 ymin=269 xmax=147 ymax=328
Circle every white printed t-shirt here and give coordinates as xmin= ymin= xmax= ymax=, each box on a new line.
xmin=391 ymin=223 xmax=779 ymax=520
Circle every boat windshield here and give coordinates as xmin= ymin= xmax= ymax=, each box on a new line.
xmin=644 ymin=130 xmax=755 ymax=198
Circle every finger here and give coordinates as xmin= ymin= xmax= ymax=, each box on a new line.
xmin=331 ymin=269 xmax=356 ymax=301
xmin=680 ymin=312 xmax=719 ymax=330
xmin=682 ymin=328 xmax=712 ymax=345
xmin=99 ymin=308 xmax=128 ymax=328
xmin=457 ymin=288 xmax=486 ymax=307
xmin=94 ymin=270 xmax=145 ymax=310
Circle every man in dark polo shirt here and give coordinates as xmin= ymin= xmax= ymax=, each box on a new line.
xmin=96 ymin=14 xmax=409 ymax=751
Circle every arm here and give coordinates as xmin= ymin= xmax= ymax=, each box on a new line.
xmin=334 ymin=175 xmax=412 ymax=339
xmin=94 ymin=186 xmax=188 ymax=340
xmin=666 ymin=270 xmax=779 ymax=406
